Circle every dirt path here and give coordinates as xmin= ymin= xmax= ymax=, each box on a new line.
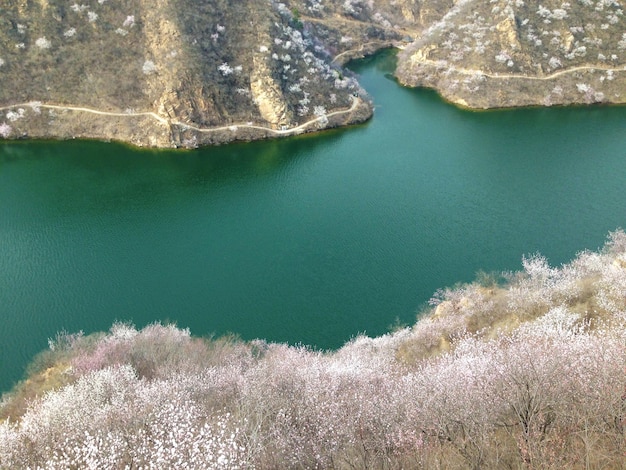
xmin=411 ymin=59 xmax=626 ymax=80
xmin=332 ymin=41 xmax=395 ymax=63
xmin=302 ymin=14 xmax=419 ymax=37
xmin=0 ymin=97 xmax=362 ymax=137
xmin=300 ymin=14 xmax=419 ymax=64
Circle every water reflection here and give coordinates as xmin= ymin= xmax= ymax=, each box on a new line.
xmin=0 ymin=129 xmax=352 ymax=217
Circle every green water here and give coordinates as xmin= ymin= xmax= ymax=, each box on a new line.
xmin=1 ymin=50 xmax=625 ymax=392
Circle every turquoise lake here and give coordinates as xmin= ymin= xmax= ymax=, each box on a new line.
xmin=1 ymin=50 xmax=625 ymax=392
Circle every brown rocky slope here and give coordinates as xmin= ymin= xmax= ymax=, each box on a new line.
xmin=0 ymin=0 xmax=373 ymax=147
xmin=0 ymin=0 xmax=624 ymax=148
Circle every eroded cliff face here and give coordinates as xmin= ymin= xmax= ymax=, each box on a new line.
xmin=0 ymin=0 xmax=624 ymax=147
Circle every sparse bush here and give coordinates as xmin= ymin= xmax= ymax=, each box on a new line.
xmin=0 ymin=123 xmax=12 ymax=138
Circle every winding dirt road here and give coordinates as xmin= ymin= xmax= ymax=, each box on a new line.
xmin=0 ymin=96 xmax=363 ymax=138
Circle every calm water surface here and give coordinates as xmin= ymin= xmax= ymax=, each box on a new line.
xmin=1 ymin=50 xmax=625 ymax=391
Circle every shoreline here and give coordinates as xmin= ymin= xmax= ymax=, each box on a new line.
xmin=2 ymin=45 xmax=625 ymax=148
xmin=0 ymin=95 xmax=373 ymax=149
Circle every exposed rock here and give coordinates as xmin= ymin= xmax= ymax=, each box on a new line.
xmin=250 ymin=56 xmax=291 ymax=127
xmin=496 ymin=16 xmax=521 ymax=51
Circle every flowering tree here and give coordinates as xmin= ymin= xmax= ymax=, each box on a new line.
xmin=2 ymin=232 xmax=626 ymax=468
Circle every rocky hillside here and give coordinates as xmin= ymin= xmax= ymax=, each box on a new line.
xmin=0 ymin=0 xmax=373 ymax=147
xmin=395 ymin=0 xmax=626 ymax=107
xmin=0 ymin=0 xmax=624 ymax=147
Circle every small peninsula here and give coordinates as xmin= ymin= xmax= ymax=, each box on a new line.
xmin=0 ymin=0 xmax=624 ymax=148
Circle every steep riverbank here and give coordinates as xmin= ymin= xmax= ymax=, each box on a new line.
xmin=1 ymin=0 xmax=624 ymax=147
xmin=0 ymin=0 xmax=375 ymax=148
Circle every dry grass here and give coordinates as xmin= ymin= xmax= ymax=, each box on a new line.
xmin=0 ymin=362 xmax=72 ymax=423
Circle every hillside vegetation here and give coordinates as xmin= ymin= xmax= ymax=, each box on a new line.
xmin=396 ymin=0 xmax=626 ymax=107
xmin=1 ymin=0 xmax=625 ymax=147
xmin=1 ymin=230 xmax=625 ymax=469
xmin=0 ymin=0 xmax=374 ymax=147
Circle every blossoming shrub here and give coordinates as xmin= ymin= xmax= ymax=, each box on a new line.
xmin=1 ymin=231 xmax=625 ymax=468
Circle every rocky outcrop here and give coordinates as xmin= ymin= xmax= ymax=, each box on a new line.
xmin=250 ymin=56 xmax=291 ymax=127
